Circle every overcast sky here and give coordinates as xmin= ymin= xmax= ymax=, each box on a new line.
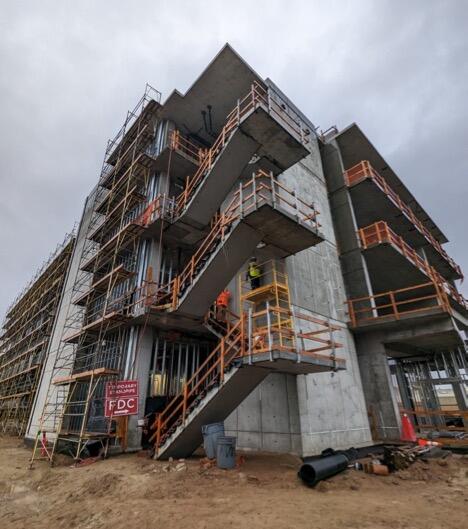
xmin=1 ymin=0 xmax=467 ymax=319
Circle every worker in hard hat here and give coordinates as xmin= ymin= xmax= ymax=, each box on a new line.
xmin=247 ymin=257 xmax=261 ymax=290
xmin=216 ymin=289 xmax=231 ymax=328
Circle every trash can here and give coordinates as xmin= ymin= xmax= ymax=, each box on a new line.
xmin=216 ymin=436 xmax=236 ymax=469
xmin=201 ymin=422 xmax=225 ymax=459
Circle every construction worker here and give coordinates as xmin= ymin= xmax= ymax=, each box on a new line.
xmin=247 ymin=257 xmax=261 ymax=290
xmin=216 ymin=289 xmax=231 ymax=325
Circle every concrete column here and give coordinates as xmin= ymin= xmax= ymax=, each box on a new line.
xmin=355 ymin=332 xmax=401 ymax=441
xmin=126 ymin=326 xmax=154 ymax=451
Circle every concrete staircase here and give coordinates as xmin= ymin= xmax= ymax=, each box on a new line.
xmin=146 ymin=172 xmax=324 ymax=320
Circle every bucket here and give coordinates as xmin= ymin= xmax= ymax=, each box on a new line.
xmin=216 ymin=436 xmax=236 ymax=469
xmin=201 ymin=422 xmax=225 ymax=459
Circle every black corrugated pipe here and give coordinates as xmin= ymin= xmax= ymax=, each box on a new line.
xmin=299 ymin=454 xmax=349 ymax=487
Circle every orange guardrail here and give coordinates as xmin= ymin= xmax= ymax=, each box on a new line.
xmin=344 ymin=160 xmax=462 ymax=279
xmin=357 ymin=221 xmax=468 ymax=314
xmin=169 ymin=129 xmax=207 ymax=166
xmin=173 ymin=81 xmax=309 ymax=218
xmin=151 ymin=319 xmax=245 ymax=451
xmin=359 ymin=221 xmax=433 ymax=277
xmin=346 ymin=281 xmax=451 ymax=327
xmin=140 ymin=82 xmax=311 ymax=230
xmin=151 ymin=303 xmax=345 ymax=453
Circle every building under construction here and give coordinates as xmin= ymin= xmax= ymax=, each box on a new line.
xmin=1 ymin=45 xmax=466 ymax=463
xmin=0 ymin=233 xmax=75 ymax=437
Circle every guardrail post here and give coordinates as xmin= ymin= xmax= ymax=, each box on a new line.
xmin=252 ymin=173 xmax=257 ymax=210
xmin=270 ymin=172 xmax=276 ymax=208
xmin=156 ymin=415 xmax=161 ymax=454
xmin=172 ymin=277 xmax=179 ymax=310
xmin=291 ymin=306 xmax=301 ymax=363
xmin=182 ymin=384 xmax=188 ymax=425
xmin=248 ymin=308 xmax=253 ymax=365
xmin=347 ymin=300 xmax=356 ymax=327
xmin=329 ymin=317 xmax=336 ymax=371
xmin=389 ymin=291 xmax=399 ymax=319
xmin=293 ymin=190 xmax=299 ymax=221
xmin=266 ymin=301 xmax=273 ymax=361
xmin=220 ymin=340 xmax=225 ymax=384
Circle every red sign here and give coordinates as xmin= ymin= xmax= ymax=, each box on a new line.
xmin=105 ymin=380 xmax=139 ymax=417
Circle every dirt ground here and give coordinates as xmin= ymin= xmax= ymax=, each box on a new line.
xmin=0 ymin=436 xmax=467 ymax=529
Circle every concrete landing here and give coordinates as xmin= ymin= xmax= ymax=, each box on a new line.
xmin=363 ymin=243 xmax=429 ymax=294
xmin=176 ymin=202 xmax=324 ymax=319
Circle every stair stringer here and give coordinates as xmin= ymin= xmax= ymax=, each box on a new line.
xmin=155 ymin=364 xmax=268 ymax=460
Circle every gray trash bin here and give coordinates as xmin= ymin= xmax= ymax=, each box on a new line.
xmin=201 ymin=422 xmax=225 ymax=459
xmin=216 ymin=436 xmax=236 ymax=469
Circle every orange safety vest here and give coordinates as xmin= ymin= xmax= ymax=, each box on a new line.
xmin=217 ymin=290 xmax=230 ymax=307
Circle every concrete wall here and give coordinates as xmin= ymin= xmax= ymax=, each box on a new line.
xmin=225 ymin=373 xmax=302 ymax=454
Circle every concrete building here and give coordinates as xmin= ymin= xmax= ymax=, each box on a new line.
xmin=2 ymin=44 xmax=465 ymax=463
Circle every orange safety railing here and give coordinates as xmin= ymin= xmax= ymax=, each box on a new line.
xmin=357 ymin=221 xmax=468 ymax=313
xmin=359 ymin=221 xmax=433 ymax=277
xmin=136 ymin=171 xmax=321 ymax=311
xmin=243 ymin=305 xmax=345 ymax=367
xmin=151 ymin=319 xmax=245 ymax=451
xmin=347 ymin=281 xmax=452 ymax=327
xmin=169 ymin=129 xmax=207 ymax=166
xmin=151 ymin=304 xmax=345 ymax=453
xmin=344 ymin=161 xmax=463 ymax=279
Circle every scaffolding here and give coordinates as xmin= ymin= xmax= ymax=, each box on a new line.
xmin=30 ymin=85 xmax=162 ymax=465
xmin=0 ymin=232 xmax=75 ymax=436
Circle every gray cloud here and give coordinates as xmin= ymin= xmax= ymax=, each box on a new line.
xmin=1 ymin=0 xmax=467 ymax=319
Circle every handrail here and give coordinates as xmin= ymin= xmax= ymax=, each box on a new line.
xmin=170 ymin=130 xmax=207 ymax=165
xmin=359 ymin=221 xmax=433 ymax=277
xmin=344 ymin=161 xmax=463 ymax=279
xmin=358 ymin=221 xmax=468 ymax=313
xmin=151 ymin=300 xmax=345 ymax=452
xmin=346 ymin=281 xmax=451 ymax=327
xmin=140 ymin=82 xmax=310 ymax=231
